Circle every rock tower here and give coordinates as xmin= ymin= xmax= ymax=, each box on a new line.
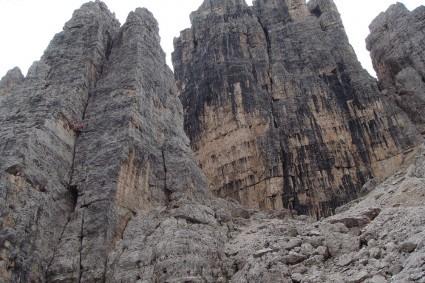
xmin=173 ymin=0 xmax=418 ymax=218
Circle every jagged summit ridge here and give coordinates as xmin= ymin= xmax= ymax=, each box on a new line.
xmin=193 ymin=0 xmax=249 ymax=15
xmin=173 ymin=0 xmax=419 ymax=218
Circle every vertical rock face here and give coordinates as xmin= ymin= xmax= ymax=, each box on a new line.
xmin=1 ymin=2 xmax=248 ymax=281
xmin=173 ymin=0 xmax=418 ymax=217
xmin=174 ymin=0 xmax=278 ymax=211
xmin=1 ymin=1 xmax=424 ymax=282
xmin=366 ymin=3 xmax=425 ymax=135
xmin=47 ymin=7 xmax=214 ymax=282
xmin=0 ymin=2 xmax=118 ymax=282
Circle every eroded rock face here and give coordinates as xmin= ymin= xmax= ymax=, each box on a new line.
xmin=0 ymin=67 xmax=24 ymax=99
xmin=224 ymin=144 xmax=425 ymax=283
xmin=173 ymin=0 xmax=418 ymax=218
xmin=367 ymin=3 xmax=425 ymax=135
xmin=1 ymin=1 xmax=424 ymax=282
xmin=45 ymin=7 xmax=218 ymax=283
xmin=0 ymin=2 xmax=119 ymax=281
xmin=0 ymin=2 xmax=250 ymax=282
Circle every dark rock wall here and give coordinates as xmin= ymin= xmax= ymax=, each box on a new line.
xmin=173 ymin=0 xmax=418 ymax=218
xmin=366 ymin=3 xmax=425 ymax=135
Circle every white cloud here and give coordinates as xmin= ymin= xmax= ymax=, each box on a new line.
xmin=0 ymin=0 xmax=422 ymax=78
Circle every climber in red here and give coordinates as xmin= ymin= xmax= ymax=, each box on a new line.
xmin=75 ymin=123 xmax=84 ymax=134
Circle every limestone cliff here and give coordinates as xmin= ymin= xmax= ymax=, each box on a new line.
xmin=0 ymin=2 xmax=119 ymax=281
xmin=366 ymin=3 xmax=425 ymax=135
xmin=0 ymin=2 xmax=232 ymax=282
xmin=220 ymin=144 xmax=425 ymax=282
xmin=173 ymin=0 xmax=419 ymax=218
xmin=1 ymin=1 xmax=424 ymax=282
xmin=46 ymin=7 xmax=220 ymax=282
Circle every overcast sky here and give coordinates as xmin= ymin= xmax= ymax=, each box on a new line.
xmin=0 ymin=0 xmax=422 ymax=79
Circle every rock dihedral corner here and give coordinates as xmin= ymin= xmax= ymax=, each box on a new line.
xmin=0 ymin=1 xmax=119 ymax=281
xmin=173 ymin=0 xmax=419 ymax=218
xmin=1 ymin=2 xmax=230 ymax=282
xmin=45 ymin=5 xmax=231 ymax=283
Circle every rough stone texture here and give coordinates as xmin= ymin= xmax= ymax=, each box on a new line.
xmin=1 ymin=1 xmax=425 ymax=282
xmin=0 ymin=2 xmax=119 ymax=282
xmin=0 ymin=67 xmax=24 ymax=99
xmin=89 ymin=142 xmax=425 ymax=282
xmin=0 ymin=2 xmax=251 ymax=282
xmin=367 ymin=3 xmax=425 ymax=135
xmin=220 ymin=144 xmax=425 ymax=282
xmin=45 ymin=6 xmax=228 ymax=283
xmin=173 ymin=0 xmax=418 ymax=218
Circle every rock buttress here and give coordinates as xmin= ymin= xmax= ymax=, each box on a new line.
xmin=0 ymin=2 xmax=118 ymax=282
xmin=47 ymin=7 xmax=224 ymax=282
xmin=173 ymin=0 xmax=418 ymax=218
xmin=366 ymin=3 xmax=425 ymax=135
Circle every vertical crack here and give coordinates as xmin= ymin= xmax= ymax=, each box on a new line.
xmin=46 ymin=53 xmax=102 ymax=283
xmin=78 ymin=210 xmax=85 ymax=283
xmin=43 ymin=24 xmax=116 ymax=283
xmin=29 ymin=207 xmax=42 ymax=258
xmin=66 ymin=87 xmax=92 ymax=211
xmin=45 ymin=215 xmax=72 ymax=280
xmin=255 ymin=10 xmax=295 ymax=216
xmin=254 ymin=12 xmax=272 ymax=78
xmin=255 ymin=11 xmax=277 ymax=130
xmin=279 ymin=140 xmax=295 ymax=218
xmin=102 ymin=257 xmax=108 ymax=283
xmin=270 ymin=100 xmax=278 ymax=128
xmin=67 ymin=29 xmax=112 ymax=197
xmin=161 ymin=147 xmax=171 ymax=204
xmin=47 ymin=86 xmax=95 ymax=281
xmin=67 ymin=142 xmax=79 ymax=210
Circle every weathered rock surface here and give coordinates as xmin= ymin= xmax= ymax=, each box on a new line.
xmin=173 ymin=0 xmax=419 ymax=217
xmin=45 ymin=7 xmax=227 ymax=282
xmin=367 ymin=3 xmax=425 ymax=135
xmin=0 ymin=2 xmax=249 ymax=282
xmin=1 ymin=1 xmax=425 ymax=282
xmin=0 ymin=2 xmax=119 ymax=281
xmin=221 ymin=144 xmax=425 ymax=282
xmin=0 ymin=67 xmax=24 ymax=99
